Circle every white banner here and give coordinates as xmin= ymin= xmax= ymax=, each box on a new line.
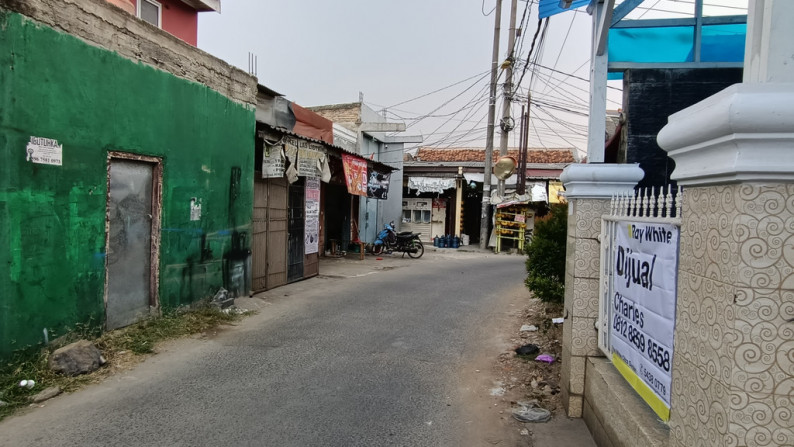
xmin=262 ymin=143 xmax=285 ymax=178
xmin=610 ymin=221 xmax=679 ymax=407
xmin=304 ymin=177 xmax=320 ymax=254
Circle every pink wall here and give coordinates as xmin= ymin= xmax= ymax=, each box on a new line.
xmin=108 ymin=0 xmax=199 ymax=46
xmin=160 ymin=0 xmax=198 ymax=46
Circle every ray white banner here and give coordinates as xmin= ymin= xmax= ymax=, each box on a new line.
xmin=610 ymin=221 xmax=679 ymax=408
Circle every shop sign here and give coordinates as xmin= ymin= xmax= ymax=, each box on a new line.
xmin=367 ymin=169 xmax=390 ymax=200
xmin=342 ymin=154 xmax=368 ymax=196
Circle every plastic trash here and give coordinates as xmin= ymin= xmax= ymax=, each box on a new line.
xmin=512 ymin=401 xmax=551 ymax=423
xmin=551 ymin=317 xmax=564 ymax=324
xmin=19 ymin=380 xmax=35 ymax=389
xmin=515 ymin=344 xmax=540 ymax=356
xmin=520 ymin=324 xmax=538 ymax=332
xmin=535 ymin=354 xmax=555 ymax=364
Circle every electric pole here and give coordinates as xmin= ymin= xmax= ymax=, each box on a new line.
xmin=497 ymin=0 xmax=518 ymax=196
xmin=480 ymin=0 xmax=502 ymax=250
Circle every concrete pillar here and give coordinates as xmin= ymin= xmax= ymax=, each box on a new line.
xmin=744 ymin=0 xmax=794 ymax=83
xmin=559 ymin=163 xmax=644 ymax=417
xmin=658 ymin=81 xmax=794 ymax=447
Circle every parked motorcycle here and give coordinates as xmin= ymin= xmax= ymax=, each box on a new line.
xmin=371 ymin=221 xmax=424 ymax=258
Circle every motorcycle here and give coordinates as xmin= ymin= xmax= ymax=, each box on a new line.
xmin=371 ymin=221 xmax=424 ymax=258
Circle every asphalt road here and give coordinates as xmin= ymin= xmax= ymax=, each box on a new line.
xmin=0 ymin=252 xmax=527 ymax=447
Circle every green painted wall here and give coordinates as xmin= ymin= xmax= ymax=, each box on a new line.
xmin=0 ymin=10 xmax=255 ymax=357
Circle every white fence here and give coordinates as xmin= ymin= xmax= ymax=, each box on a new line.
xmin=598 ymin=186 xmax=682 ymax=420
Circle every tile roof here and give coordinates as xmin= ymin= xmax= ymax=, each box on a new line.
xmin=413 ymin=147 xmax=575 ymax=164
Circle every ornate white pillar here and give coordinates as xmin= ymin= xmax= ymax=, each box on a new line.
xmin=559 ymin=163 xmax=644 ymax=417
xmin=658 ymin=3 xmax=794 ymax=444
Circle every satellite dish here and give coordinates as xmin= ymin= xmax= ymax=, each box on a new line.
xmin=493 ymin=156 xmax=517 ymax=180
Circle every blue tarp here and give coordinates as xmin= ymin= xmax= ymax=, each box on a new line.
xmin=608 ymin=23 xmax=746 ymax=63
xmin=538 ymin=0 xmax=591 ymax=19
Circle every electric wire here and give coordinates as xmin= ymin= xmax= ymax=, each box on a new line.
xmin=381 ymin=70 xmax=490 ymax=111
xmin=542 ymin=12 xmax=577 ymax=95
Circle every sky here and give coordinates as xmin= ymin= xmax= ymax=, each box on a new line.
xmin=198 ymin=1 xmax=748 ymax=159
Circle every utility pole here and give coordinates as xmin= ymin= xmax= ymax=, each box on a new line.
xmin=480 ymin=0 xmax=502 ymax=250
xmin=497 ymin=0 xmax=518 ymax=196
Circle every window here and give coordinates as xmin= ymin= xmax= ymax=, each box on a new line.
xmin=138 ymin=0 xmax=162 ymax=28
xmin=402 ymin=210 xmax=411 ymax=223
xmin=413 ymin=210 xmax=431 ymax=224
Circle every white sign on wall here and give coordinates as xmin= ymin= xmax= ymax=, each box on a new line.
xmin=26 ymin=136 xmax=63 ymax=166
xmin=262 ymin=143 xmax=285 ymax=179
xmin=610 ymin=221 xmax=679 ymax=419
xmin=304 ymin=177 xmax=320 ymax=254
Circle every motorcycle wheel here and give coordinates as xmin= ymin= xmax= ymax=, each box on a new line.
xmin=407 ymin=240 xmax=424 ymax=258
xmin=371 ymin=244 xmax=384 ymax=255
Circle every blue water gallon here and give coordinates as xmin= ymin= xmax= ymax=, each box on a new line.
xmin=443 ymin=235 xmax=449 ymax=248
xmin=452 ymin=236 xmax=460 ymax=249
xmin=433 ymin=235 xmax=439 ymax=247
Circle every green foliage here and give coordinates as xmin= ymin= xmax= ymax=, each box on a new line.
xmin=525 ymin=204 xmax=568 ymax=303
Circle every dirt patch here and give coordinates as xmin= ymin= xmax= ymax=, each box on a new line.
xmin=497 ymin=299 xmax=564 ymax=415
xmin=458 ymin=293 xmax=566 ymax=447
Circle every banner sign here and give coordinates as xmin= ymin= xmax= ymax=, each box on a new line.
xmin=610 ymin=221 xmax=679 ymax=420
xmin=297 ymin=142 xmax=324 ymax=177
xmin=367 ymin=169 xmax=391 ymax=200
xmin=304 ymin=177 xmax=320 ymax=254
xmin=341 ymin=154 xmax=368 ymax=196
xmin=282 ymin=138 xmax=325 ymax=178
xmin=262 ymin=143 xmax=285 ymax=178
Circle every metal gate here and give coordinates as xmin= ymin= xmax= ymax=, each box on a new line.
xmin=597 ymin=186 xmax=682 ymax=421
xmin=105 ymin=155 xmax=161 ymax=330
xmin=598 ymin=186 xmax=682 ymax=353
xmin=287 ymin=179 xmax=305 ymax=282
xmin=251 ymin=177 xmax=288 ymax=292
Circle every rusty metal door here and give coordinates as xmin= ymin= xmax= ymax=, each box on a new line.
xmin=106 ymin=159 xmax=156 ymax=330
xmin=266 ymin=178 xmax=288 ymax=289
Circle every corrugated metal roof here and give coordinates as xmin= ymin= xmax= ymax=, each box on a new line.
xmin=257 ymin=123 xmax=399 ymax=172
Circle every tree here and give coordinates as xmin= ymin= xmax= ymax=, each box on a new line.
xmin=525 ymin=204 xmax=568 ymax=303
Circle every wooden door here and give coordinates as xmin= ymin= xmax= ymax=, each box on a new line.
xmin=251 ymin=177 xmax=288 ymax=292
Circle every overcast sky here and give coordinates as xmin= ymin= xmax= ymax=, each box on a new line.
xmin=198 ymin=1 xmax=747 ymax=157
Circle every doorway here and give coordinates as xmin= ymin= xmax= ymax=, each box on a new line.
xmin=287 ymin=179 xmax=305 ymax=282
xmin=252 ymin=177 xmax=288 ymax=292
xmin=105 ymin=154 xmax=161 ymax=330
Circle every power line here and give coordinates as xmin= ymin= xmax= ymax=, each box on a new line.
xmin=482 ymin=0 xmax=496 ymax=16
xmin=382 ymin=70 xmax=490 ymax=110
xmin=668 ymin=0 xmax=747 ymax=11
xmin=400 ymin=71 xmax=492 ymax=131
xmin=543 ymin=12 xmax=578 ymax=95
xmin=514 ymin=18 xmax=547 ymax=94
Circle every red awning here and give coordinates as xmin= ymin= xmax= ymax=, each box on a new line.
xmin=291 ymin=103 xmax=334 ymax=145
